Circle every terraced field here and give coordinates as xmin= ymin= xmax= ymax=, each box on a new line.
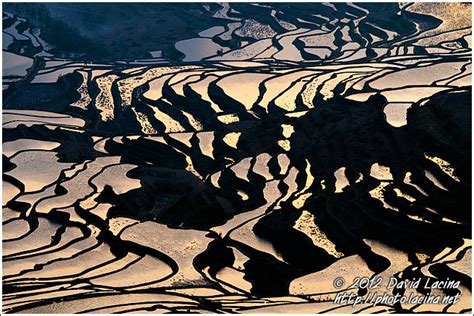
xmin=2 ymin=2 xmax=472 ymax=314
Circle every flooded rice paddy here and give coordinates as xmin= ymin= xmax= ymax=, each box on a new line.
xmin=2 ymin=2 xmax=472 ymax=314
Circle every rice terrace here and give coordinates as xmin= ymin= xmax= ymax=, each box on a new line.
xmin=1 ymin=2 xmax=472 ymax=314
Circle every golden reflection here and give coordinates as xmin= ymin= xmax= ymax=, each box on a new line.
xmin=334 ymin=167 xmax=349 ymax=193
xmin=217 ymin=113 xmax=240 ymax=124
xmin=293 ymin=210 xmax=344 ymax=258
xmin=223 ymin=132 xmax=241 ymax=149
xmin=237 ymin=190 xmax=249 ymax=201
xmin=281 ymin=124 xmax=295 ymax=138
xmin=424 ymin=153 xmax=460 ymax=182
xmin=278 ymin=139 xmax=291 ymax=151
